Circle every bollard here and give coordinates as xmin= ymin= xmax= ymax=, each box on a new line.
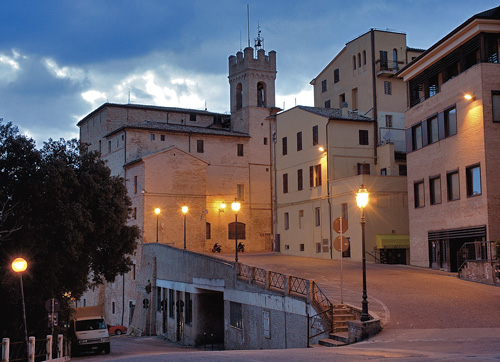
xmin=57 ymin=335 xmax=63 ymax=358
xmin=29 ymin=336 xmax=35 ymax=362
xmin=46 ymin=335 xmax=53 ymax=360
xmin=2 ymin=338 xmax=10 ymax=362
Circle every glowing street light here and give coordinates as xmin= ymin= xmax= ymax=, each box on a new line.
xmin=12 ymin=257 xmax=29 ymax=362
xmin=356 ymin=184 xmax=370 ymax=322
xmin=182 ymin=206 xmax=188 ymax=249
xmin=232 ymin=201 xmax=241 ymax=262
xmin=155 ymin=208 xmax=160 ymax=243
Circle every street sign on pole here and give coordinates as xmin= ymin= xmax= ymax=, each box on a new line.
xmin=334 ymin=235 xmax=350 ymax=252
xmin=333 ymin=217 xmax=348 ymax=234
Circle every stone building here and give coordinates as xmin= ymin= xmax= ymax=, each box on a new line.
xmin=398 ymin=6 xmax=500 ymax=273
xmin=274 ymin=106 xmax=409 ymax=262
xmin=311 ymin=29 xmax=423 ymax=170
xmin=76 ymin=46 xmax=278 ymax=331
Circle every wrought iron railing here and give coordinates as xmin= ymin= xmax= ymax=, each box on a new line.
xmin=457 ymin=240 xmax=496 ymax=271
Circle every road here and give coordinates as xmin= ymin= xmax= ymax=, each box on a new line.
xmin=73 ymin=253 xmax=500 ymax=361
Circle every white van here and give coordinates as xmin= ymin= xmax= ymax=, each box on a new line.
xmin=69 ymin=306 xmax=110 ymax=355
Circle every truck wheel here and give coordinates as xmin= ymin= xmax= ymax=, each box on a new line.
xmin=104 ymin=343 xmax=110 ymax=354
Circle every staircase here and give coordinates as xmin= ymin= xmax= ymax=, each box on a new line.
xmin=314 ymin=305 xmax=355 ymax=348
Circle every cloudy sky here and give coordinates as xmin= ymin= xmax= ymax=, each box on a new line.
xmin=0 ymin=0 xmax=498 ymax=145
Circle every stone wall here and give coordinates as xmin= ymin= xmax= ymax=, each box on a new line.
xmin=458 ymin=260 xmax=500 ymax=285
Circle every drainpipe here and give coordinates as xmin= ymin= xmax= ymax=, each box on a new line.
xmin=327 ymin=120 xmax=333 ymax=259
xmin=370 ymin=29 xmax=378 ymax=164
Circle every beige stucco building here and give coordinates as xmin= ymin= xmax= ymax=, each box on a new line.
xmin=311 ymin=29 xmax=423 ymax=158
xmin=76 ymin=47 xmax=278 ymax=331
xmin=399 ymin=6 xmax=500 ymax=272
xmin=274 ymin=106 xmax=409 ymax=263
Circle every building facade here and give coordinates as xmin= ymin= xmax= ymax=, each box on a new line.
xmin=311 ymin=29 xmax=423 ymax=162
xmin=76 ymin=46 xmax=278 ymax=330
xmin=275 ymin=106 xmax=409 ymax=262
xmin=399 ymin=6 xmax=500 ymax=272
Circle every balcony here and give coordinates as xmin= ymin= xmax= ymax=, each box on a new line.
xmin=376 ymin=60 xmax=403 ymax=77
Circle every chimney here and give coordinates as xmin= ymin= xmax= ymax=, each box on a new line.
xmin=341 ymin=102 xmax=349 ymax=117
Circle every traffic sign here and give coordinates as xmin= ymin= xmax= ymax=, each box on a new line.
xmin=45 ymin=298 xmax=60 ymax=313
xmin=333 ymin=217 xmax=348 ymax=234
xmin=334 ymin=236 xmax=350 ymax=252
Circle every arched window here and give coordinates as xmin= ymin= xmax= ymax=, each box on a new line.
xmin=228 ymin=222 xmax=246 ymax=240
xmin=393 ymin=49 xmax=398 ymax=69
xmin=236 ymin=83 xmax=243 ymax=110
xmin=257 ymin=82 xmax=266 ymax=107
xmin=353 ymin=56 xmax=356 ymax=70
xmin=363 ymin=50 xmax=367 ymax=65
xmin=358 ymin=53 xmax=361 ymax=68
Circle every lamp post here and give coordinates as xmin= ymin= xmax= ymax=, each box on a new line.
xmin=231 ymin=201 xmax=241 ymax=262
xmin=356 ymin=184 xmax=370 ymax=322
xmin=12 ymin=257 xmax=29 ymax=362
xmin=155 ymin=208 xmax=160 ymax=243
xmin=182 ymin=206 xmax=188 ymax=249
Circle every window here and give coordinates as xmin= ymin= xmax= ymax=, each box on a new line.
xmin=190 ymin=114 xmax=196 ymax=122
xmin=384 ymin=81 xmax=392 ymax=95
xmin=237 ymin=184 xmax=245 ymax=200
xmin=108 ymin=140 xmax=111 ymax=153
xmin=197 ymin=140 xmax=204 ymax=153
xmin=157 ymin=287 xmax=162 ymax=311
xmin=315 ymin=207 xmax=321 ymax=226
xmin=393 ymin=49 xmax=398 ymax=69
xmin=284 ymin=213 xmax=289 ymax=230
xmin=296 ymin=132 xmax=302 ymax=151
xmin=427 ymin=116 xmax=438 ymax=144
xmin=236 ymin=83 xmax=243 ymax=110
xmin=339 ymin=93 xmax=346 ymax=108
xmin=237 ymin=144 xmax=244 ymax=156
xmin=133 ymin=207 xmax=137 ymax=220
xmin=312 ymin=125 xmax=319 ymax=145
xmin=310 ymin=164 xmax=322 ymax=187
xmin=316 ymin=243 xmax=321 ymax=253
xmin=264 ymin=137 xmax=268 ymax=145
xmin=132 ymin=263 xmax=136 ymax=280
xmin=358 ymin=53 xmax=361 ymax=68
xmin=161 ymin=135 xmax=165 ymax=141
xmin=185 ymin=292 xmax=192 ymax=324
xmin=282 ymin=137 xmax=287 ymax=155
xmin=321 ymin=79 xmax=327 ymax=93
xmin=385 ymin=115 xmax=393 ymax=128
xmin=412 ymin=123 xmax=423 ymax=150
xmin=334 ymin=69 xmax=340 ymax=83
xmin=444 ymin=107 xmax=457 ymax=137
xmin=134 ymin=175 xmax=138 ymax=194
xmin=206 ymin=222 xmax=211 ymax=239
xmin=257 ymin=82 xmax=266 ymax=107
xmin=380 ymin=50 xmax=388 ymax=70
xmin=447 ymin=171 xmax=460 ymax=201
xmin=430 ymin=176 xmax=442 ymax=205
xmin=283 ymin=173 xmax=288 ymax=194
xmin=230 ymin=302 xmax=242 ymax=329
xmin=363 ymin=50 xmax=367 ymax=65
xmin=150 ymin=134 xmax=155 ymax=141
xmin=300 ymin=244 xmax=305 ymax=251
xmin=341 ymin=203 xmax=348 ymax=221
xmin=352 ymin=88 xmax=358 ymax=110
xmin=324 ymin=100 xmax=331 ymax=108
xmin=381 ymin=168 xmax=387 ymax=175
xmin=466 ymin=164 xmax=481 ymax=197
xmin=353 ymin=56 xmax=356 ymax=70
xmin=493 ymin=91 xmax=500 ymax=122
xmin=359 ymin=130 xmax=369 ymax=145
xmin=297 ymin=169 xmax=303 ymax=191
xmin=299 ymin=210 xmax=304 ymax=229
xmin=357 ymin=163 xmax=370 ymax=175
xmin=399 ymin=165 xmax=407 ymax=176
xmin=414 ymin=181 xmax=425 ymax=208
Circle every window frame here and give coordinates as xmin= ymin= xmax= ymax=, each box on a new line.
xmin=412 ymin=123 xmax=423 ymax=151
xmin=427 ymin=115 xmax=438 ymax=145
xmin=284 ymin=212 xmax=289 ymax=230
xmin=414 ymin=180 xmax=425 ymax=208
xmin=384 ymin=81 xmax=392 ymax=95
xmin=492 ymin=91 xmax=500 ymax=122
xmin=315 ymin=207 xmax=321 ymax=227
xmin=359 ymin=130 xmax=369 ymax=145
xmin=334 ymin=69 xmax=340 ymax=83
xmin=196 ymin=139 xmax=204 ymax=153
xmin=447 ymin=170 xmax=460 ymax=201
xmin=310 ymin=164 xmax=322 ymax=187
xmin=282 ymin=137 xmax=287 ymax=155
xmin=312 ymin=125 xmax=319 ymax=146
xmin=429 ymin=175 xmax=442 ymax=205
xmin=229 ymin=302 xmax=243 ymax=329
xmin=444 ymin=107 xmax=457 ymax=137
xmin=321 ymin=79 xmax=327 ymax=93
xmin=237 ymin=143 xmax=244 ymax=157
xmin=297 ymin=169 xmax=303 ymax=191
xmin=466 ymin=164 xmax=482 ymax=197
xmin=282 ymin=173 xmax=288 ymax=194
xmin=297 ymin=132 xmax=302 ymax=151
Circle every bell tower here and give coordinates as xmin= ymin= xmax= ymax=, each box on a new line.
xmin=228 ymin=40 xmax=277 ymax=133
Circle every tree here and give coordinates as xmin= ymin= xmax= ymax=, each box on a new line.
xmin=0 ymin=122 xmax=140 ymax=339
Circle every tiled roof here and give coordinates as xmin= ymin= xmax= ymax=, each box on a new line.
xmin=105 ymin=120 xmax=249 ymax=138
xmin=297 ymin=106 xmax=373 ymax=122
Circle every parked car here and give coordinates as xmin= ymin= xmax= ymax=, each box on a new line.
xmin=108 ymin=325 xmax=127 ymax=335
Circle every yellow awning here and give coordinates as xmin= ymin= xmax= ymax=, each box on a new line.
xmin=376 ymin=234 xmax=409 ymax=249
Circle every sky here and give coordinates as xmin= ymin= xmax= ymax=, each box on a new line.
xmin=0 ymin=0 xmax=498 ymax=145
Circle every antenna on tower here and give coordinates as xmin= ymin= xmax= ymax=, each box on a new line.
xmin=254 ymin=22 xmax=264 ymax=50
xmin=247 ymin=4 xmax=250 ymax=48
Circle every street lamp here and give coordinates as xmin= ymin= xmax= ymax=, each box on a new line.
xmin=155 ymin=208 xmax=160 ymax=243
xmin=356 ymin=184 xmax=370 ymax=322
xmin=12 ymin=257 xmax=29 ymax=362
xmin=231 ymin=201 xmax=241 ymax=262
xmin=182 ymin=206 xmax=188 ymax=249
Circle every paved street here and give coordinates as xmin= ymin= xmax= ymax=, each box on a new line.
xmin=74 ymin=253 xmax=500 ymax=361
